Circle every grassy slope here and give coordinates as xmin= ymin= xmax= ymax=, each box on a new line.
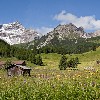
xmin=0 ymin=47 xmax=100 ymax=78
xmin=40 ymin=47 xmax=100 ymax=70
xmin=0 ymin=47 xmax=100 ymax=100
xmin=0 ymin=47 xmax=100 ymax=70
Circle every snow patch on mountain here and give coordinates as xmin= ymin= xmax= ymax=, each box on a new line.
xmin=0 ymin=21 xmax=40 ymax=45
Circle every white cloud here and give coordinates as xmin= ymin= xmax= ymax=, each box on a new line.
xmin=54 ymin=10 xmax=100 ymax=31
xmin=35 ymin=27 xmax=53 ymax=35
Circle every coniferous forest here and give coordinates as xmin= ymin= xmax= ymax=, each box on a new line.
xmin=1 ymin=36 xmax=100 ymax=58
xmin=0 ymin=39 xmax=42 ymax=65
xmin=33 ymin=36 xmax=100 ymax=54
xmin=0 ymin=36 xmax=100 ymax=67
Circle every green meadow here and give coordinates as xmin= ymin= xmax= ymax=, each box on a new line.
xmin=0 ymin=47 xmax=100 ymax=100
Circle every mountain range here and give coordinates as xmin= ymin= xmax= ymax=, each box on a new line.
xmin=35 ymin=23 xmax=100 ymax=48
xmin=0 ymin=21 xmax=100 ymax=46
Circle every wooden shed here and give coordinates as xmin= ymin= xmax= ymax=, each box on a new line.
xmin=7 ymin=64 xmax=31 ymax=76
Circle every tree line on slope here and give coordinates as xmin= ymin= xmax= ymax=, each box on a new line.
xmin=0 ymin=39 xmax=79 ymax=69
xmin=0 ymin=39 xmax=43 ymax=66
xmin=33 ymin=36 xmax=99 ymax=54
xmin=14 ymin=35 xmax=100 ymax=55
xmin=0 ymin=35 xmax=99 ymax=67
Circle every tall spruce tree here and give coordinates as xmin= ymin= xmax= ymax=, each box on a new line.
xmin=67 ymin=58 xmax=78 ymax=68
xmin=67 ymin=58 xmax=75 ymax=68
xmin=59 ymin=55 xmax=67 ymax=70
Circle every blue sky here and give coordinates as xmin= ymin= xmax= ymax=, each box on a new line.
xmin=0 ymin=0 xmax=100 ymax=34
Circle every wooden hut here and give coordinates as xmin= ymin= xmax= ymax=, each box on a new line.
xmin=7 ymin=64 xmax=31 ymax=76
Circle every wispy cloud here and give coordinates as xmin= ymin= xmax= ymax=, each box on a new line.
xmin=54 ymin=10 xmax=100 ymax=31
xmin=35 ymin=27 xmax=53 ymax=35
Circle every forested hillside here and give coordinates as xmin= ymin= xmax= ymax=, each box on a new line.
xmin=13 ymin=36 xmax=100 ymax=55
xmin=0 ymin=39 xmax=43 ymax=66
xmin=32 ymin=36 xmax=100 ymax=54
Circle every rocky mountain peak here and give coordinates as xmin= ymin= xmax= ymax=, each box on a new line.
xmin=68 ymin=23 xmax=77 ymax=29
xmin=49 ymin=23 xmax=86 ymax=39
xmin=37 ymin=23 xmax=96 ymax=48
xmin=0 ymin=21 xmax=40 ymax=45
xmin=2 ymin=21 xmax=25 ymax=32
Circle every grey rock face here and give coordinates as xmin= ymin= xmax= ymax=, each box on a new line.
xmin=0 ymin=21 xmax=40 ymax=45
xmin=38 ymin=23 xmax=87 ymax=48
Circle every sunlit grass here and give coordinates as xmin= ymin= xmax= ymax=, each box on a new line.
xmin=0 ymin=47 xmax=100 ymax=99
xmin=0 ymin=69 xmax=100 ymax=100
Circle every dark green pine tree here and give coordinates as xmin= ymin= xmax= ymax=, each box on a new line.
xmin=67 ymin=58 xmax=78 ymax=68
xmin=59 ymin=55 xmax=67 ymax=70
xmin=35 ymin=55 xmax=43 ymax=66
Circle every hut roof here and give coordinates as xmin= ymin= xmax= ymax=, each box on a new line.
xmin=0 ymin=61 xmax=25 ymax=66
xmin=7 ymin=64 xmax=31 ymax=70
xmin=17 ymin=65 xmax=31 ymax=70
xmin=12 ymin=61 xmax=25 ymax=65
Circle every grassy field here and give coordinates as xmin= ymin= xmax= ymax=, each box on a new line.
xmin=35 ymin=47 xmax=100 ymax=70
xmin=0 ymin=47 xmax=100 ymax=100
